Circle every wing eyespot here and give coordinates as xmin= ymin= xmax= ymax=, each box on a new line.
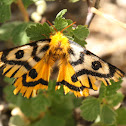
xmin=92 ymin=61 xmax=102 ymax=70
xmin=29 ymin=68 xmax=38 ymax=79
xmin=15 ymin=50 xmax=24 ymax=59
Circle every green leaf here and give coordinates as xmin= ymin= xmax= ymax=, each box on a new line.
xmin=26 ymin=23 xmax=51 ymax=41
xmin=49 ymin=94 xmax=74 ymax=118
xmin=4 ymin=85 xmax=51 ymax=118
xmin=99 ymin=83 xmax=106 ymax=101
xmin=1 ymin=0 xmax=14 ymax=5
xmin=80 ymin=96 xmax=100 ymax=121
xmin=72 ymin=25 xmax=89 ymax=46
xmin=4 ymin=77 xmax=14 ymax=84
xmin=47 ymin=80 xmax=56 ymax=92
xmin=99 ymin=80 xmax=123 ymax=105
xmin=105 ymin=79 xmax=122 ymax=96
xmin=72 ymin=25 xmax=89 ymax=40
xmin=56 ymin=9 xmax=67 ymax=18
xmin=48 ymin=81 xmax=64 ymax=97
xmin=11 ymin=23 xmax=32 ymax=45
xmin=65 ymin=115 xmax=76 ymax=126
xmin=47 ymin=82 xmax=74 ymax=119
xmin=100 ymin=104 xmax=117 ymax=125
xmin=65 ymin=19 xmax=74 ymax=31
xmin=31 ymin=114 xmax=65 ymax=126
xmin=106 ymin=93 xmax=124 ymax=107
xmin=92 ymin=122 xmax=117 ymax=126
xmin=73 ymin=36 xmax=87 ymax=47
xmin=0 ymin=2 xmax=11 ymax=23
xmin=19 ymin=93 xmax=51 ymax=118
xmin=54 ymin=10 xmax=73 ymax=32
xmin=0 ymin=22 xmax=21 ymax=41
xmin=54 ymin=17 xmax=68 ymax=31
xmin=72 ymin=96 xmax=83 ymax=108
xmin=9 ymin=115 xmax=27 ymax=126
xmin=116 ymin=108 xmax=126 ymax=125
xmin=22 ymin=0 xmax=33 ymax=8
xmin=4 ymin=85 xmax=18 ymax=105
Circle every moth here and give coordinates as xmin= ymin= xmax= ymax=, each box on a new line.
xmin=0 ymin=22 xmax=124 ymax=98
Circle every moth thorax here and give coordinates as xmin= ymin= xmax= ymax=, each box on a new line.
xmin=49 ymin=32 xmax=70 ymax=54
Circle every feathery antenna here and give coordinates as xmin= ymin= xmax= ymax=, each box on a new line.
xmin=60 ymin=22 xmax=76 ymax=33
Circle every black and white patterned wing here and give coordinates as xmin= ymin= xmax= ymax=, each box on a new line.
xmin=68 ymin=40 xmax=124 ymax=90
xmin=0 ymin=39 xmax=50 ymax=78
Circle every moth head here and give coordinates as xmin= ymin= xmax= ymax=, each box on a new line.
xmin=50 ymin=32 xmax=69 ymax=48
xmin=47 ymin=21 xmax=76 ymax=52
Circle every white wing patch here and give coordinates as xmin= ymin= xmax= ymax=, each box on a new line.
xmin=69 ymin=42 xmax=84 ymax=63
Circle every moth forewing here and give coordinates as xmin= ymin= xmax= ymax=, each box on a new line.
xmin=68 ymin=40 xmax=124 ymax=91
xmin=0 ymin=40 xmax=50 ymax=79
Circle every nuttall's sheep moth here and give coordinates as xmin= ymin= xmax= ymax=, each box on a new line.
xmin=0 ymin=22 xmax=124 ymax=98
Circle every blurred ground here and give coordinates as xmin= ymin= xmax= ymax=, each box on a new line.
xmin=0 ymin=0 xmax=126 ymax=126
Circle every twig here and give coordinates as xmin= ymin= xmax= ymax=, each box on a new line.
xmin=85 ymin=0 xmax=100 ymax=27
xmin=91 ymin=7 xmax=126 ymax=29
xmin=16 ymin=0 xmax=29 ymax=22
